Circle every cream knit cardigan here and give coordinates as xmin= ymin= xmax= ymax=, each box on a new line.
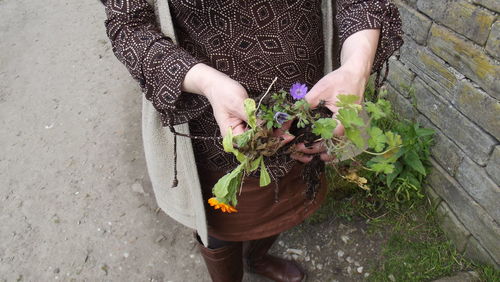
xmin=142 ymin=0 xmax=359 ymax=246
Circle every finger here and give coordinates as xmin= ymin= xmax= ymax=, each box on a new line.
xmin=304 ymin=82 xmax=324 ymax=109
xmin=280 ymin=119 xmax=293 ymax=131
xmin=231 ymin=122 xmax=247 ymax=136
xmin=333 ymin=122 xmax=345 ymax=137
xmin=273 ymin=120 xmax=295 ymax=146
xmin=295 ymin=142 xmax=326 ymax=154
xmin=320 ymin=152 xmax=336 ymax=162
xmin=329 ymin=111 xmax=345 ymax=138
xmin=305 ymin=81 xmax=340 ymax=113
xmin=291 ymin=152 xmax=314 ymax=163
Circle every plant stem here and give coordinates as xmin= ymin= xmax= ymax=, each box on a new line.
xmin=256 ymin=77 xmax=278 ymax=112
xmin=362 ymin=146 xmax=402 ymax=156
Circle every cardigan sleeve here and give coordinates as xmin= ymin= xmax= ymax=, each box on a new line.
xmin=101 ymin=0 xmax=210 ymax=126
xmin=336 ymin=0 xmax=403 ymax=77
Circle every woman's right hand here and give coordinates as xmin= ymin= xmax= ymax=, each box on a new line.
xmin=182 ymin=63 xmax=249 ymax=136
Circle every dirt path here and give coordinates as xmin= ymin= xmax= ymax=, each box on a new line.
xmin=0 ymin=1 xmax=208 ymax=280
xmin=0 ymin=1 xmax=385 ymax=281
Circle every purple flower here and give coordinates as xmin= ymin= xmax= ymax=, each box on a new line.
xmin=274 ymin=112 xmax=290 ymax=125
xmin=290 ymin=83 xmax=308 ymax=100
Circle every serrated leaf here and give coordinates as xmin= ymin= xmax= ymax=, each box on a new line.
xmin=337 ymin=108 xmax=364 ymax=129
xmin=367 ymin=126 xmax=387 ymax=152
xmin=385 ymin=131 xmax=402 ymax=148
xmin=404 ymin=150 xmax=426 ymax=175
xmin=244 ymin=98 xmax=257 ymax=129
xmin=377 ymin=99 xmax=392 ymax=115
xmin=259 ymin=158 xmax=271 ymax=187
xmin=345 ymin=127 xmax=364 ymax=149
xmin=365 ymin=101 xmax=386 ymax=120
xmin=370 ymin=162 xmax=395 ymax=174
xmin=312 ymin=118 xmax=337 ymax=139
xmin=336 ymin=94 xmax=360 ymax=108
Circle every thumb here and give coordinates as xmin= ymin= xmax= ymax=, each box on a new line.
xmin=273 ymin=120 xmax=295 ymax=146
xmin=304 ymin=84 xmax=322 ymax=109
xmin=332 ymin=112 xmax=345 ymax=137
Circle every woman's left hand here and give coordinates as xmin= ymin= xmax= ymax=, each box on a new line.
xmin=291 ymin=65 xmax=367 ymax=163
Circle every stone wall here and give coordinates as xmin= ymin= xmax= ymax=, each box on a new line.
xmin=385 ymin=0 xmax=499 ymax=268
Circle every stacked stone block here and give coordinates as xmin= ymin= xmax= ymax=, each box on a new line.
xmin=387 ymin=0 xmax=499 ymax=268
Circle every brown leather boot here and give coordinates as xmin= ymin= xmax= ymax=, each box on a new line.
xmin=196 ymin=236 xmax=244 ymax=282
xmin=244 ymin=234 xmax=306 ymax=282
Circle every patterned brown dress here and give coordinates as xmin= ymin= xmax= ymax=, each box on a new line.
xmin=101 ymin=0 xmax=403 ymax=241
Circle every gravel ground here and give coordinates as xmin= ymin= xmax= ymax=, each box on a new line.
xmin=0 ymin=1 xmax=386 ymax=281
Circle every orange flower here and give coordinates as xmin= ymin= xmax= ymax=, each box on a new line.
xmin=208 ymin=197 xmax=238 ymax=213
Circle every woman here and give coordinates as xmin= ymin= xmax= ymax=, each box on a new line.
xmin=101 ymin=1 xmax=402 ymax=281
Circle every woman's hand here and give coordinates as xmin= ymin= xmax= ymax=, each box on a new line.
xmin=182 ymin=63 xmax=249 ymax=136
xmin=291 ymin=28 xmax=380 ymax=163
xmin=291 ymin=65 xmax=367 ymax=163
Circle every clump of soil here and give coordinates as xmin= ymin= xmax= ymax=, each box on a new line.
xmin=287 ymin=105 xmax=333 ymax=201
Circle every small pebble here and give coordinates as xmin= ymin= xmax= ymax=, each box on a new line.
xmin=286 ymin=248 xmax=304 ymax=256
xmin=388 ymin=274 xmax=396 ymax=282
xmin=131 ymin=182 xmax=144 ymax=194
xmin=317 ymin=264 xmax=323 ymax=270
xmin=346 ymin=266 xmax=352 ymax=275
xmin=341 ymin=235 xmax=350 ymax=244
xmin=357 ymin=266 xmax=363 ymax=273
xmin=123 ymin=252 xmax=129 ymax=258
xmin=54 ymin=268 xmax=60 ymax=274
xmin=337 ymin=250 xmax=344 ymax=258
xmin=354 ymin=261 xmax=360 ymax=267
xmin=364 ymin=273 xmax=370 ymax=278
xmin=346 ymin=256 xmax=354 ymax=264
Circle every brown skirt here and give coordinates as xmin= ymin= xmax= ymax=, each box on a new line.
xmin=198 ymin=163 xmax=328 ymax=242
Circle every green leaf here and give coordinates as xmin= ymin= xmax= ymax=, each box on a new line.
xmin=371 ymin=162 xmax=395 ymax=174
xmin=212 ymin=164 xmax=244 ymax=198
xmin=345 ymin=127 xmax=365 ymax=149
xmin=227 ymin=171 xmax=243 ymax=206
xmin=234 ymin=129 xmax=253 ymax=148
xmin=336 ymin=94 xmax=360 ymax=108
xmin=376 ymin=99 xmax=392 ymax=115
xmin=234 ymin=151 xmax=247 ymax=163
xmin=367 ymin=126 xmax=387 ymax=152
xmin=415 ymin=127 xmax=435 ymax=137
xmin=385 ymin=131 xmax=403 ymax=148
xmin=386 ymin=161 xmax=403 ymax=187
xmin=312 ymin=118 xmax=337 ymax=139
xmin=244 ymin=98 xmax=257 ymax=129
xmin=249 ymin=156 xmax=262 ymax=172
xmin=365 ymin=101 xmax=386 ymax=120
xmin=222 ymin=127 xmax=234 ymax=153
xmin=404 ymin=150 xmax=426 ymax=175
xmin=223 ymin=127 xmax=247 ymax=163
xmin=337 ymin=108 xmax=364 ymax=129
xmin=259 ymin=158 xmax=271 ymax=187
